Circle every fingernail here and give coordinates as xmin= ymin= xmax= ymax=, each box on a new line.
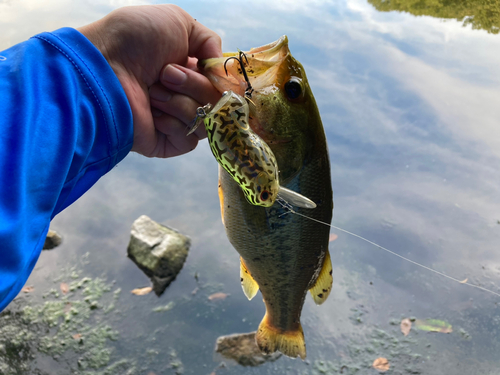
xmin=162 ymin=64 xmax=187 ymax=85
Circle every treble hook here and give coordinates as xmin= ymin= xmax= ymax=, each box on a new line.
xmin=186 ymin=103 xmax=212 ymax=136
xmin=224 ymin=50 xmax=254 ymax=98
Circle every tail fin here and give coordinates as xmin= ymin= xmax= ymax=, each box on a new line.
xmin=255 ymin=313 xmax=306 ymax=359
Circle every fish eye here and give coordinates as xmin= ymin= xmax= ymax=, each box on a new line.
xmin=284 ymin=78 xmax=302 ymax=100
xmin=260 ymin=190 xmax=270 ymax=201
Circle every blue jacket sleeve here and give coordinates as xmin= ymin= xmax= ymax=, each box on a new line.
xmin=0 ymin=28 xmax=133 ymax=312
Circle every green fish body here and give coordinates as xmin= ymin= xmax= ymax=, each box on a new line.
xmin=202 ymin=36 xmax=333 ymax=359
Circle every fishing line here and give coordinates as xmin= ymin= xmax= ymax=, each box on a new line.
xmin=277 ymin=201 xmax=500 ymax=298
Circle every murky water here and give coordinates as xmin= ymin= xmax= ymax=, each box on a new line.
xmin=2 ymin=1 xmax=500 ymax=374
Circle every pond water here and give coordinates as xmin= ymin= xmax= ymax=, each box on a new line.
xmin=2 ymin=0 xmax=500 ymax=374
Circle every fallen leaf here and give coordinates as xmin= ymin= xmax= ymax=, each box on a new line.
xmin=72 ymin=333 xmax=82 ymax=340
xmin=21 ymin=286 xmax=34 ymax=293
xmin=400 ymin=318 xmax=412 ymax=336
xmin=60 ymin=283 xmax=69 ymax=295
xmin=414 ymin=319 xmax=452 ymax=333
xmin=131 ymin=286 xmax=153 ymax=296
xmin=373 ymin=357 xmax=390 ymax=372
xmin=64 ymin=302 xmax=72 ymax=313
xmin=208 ymin=292 xmax=229 ymax=301
xmin=329 ymin=233 xmax=338 ymax=242
xmin=459 ymin=278 xmax=468 ymax=284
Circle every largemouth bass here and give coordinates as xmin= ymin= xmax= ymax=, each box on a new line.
xmin=202 ymin=36 xmax=333 ymax=359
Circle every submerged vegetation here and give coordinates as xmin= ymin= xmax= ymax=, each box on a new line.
xmin=368 ymin=0 xmax=500 ymax=34
xmin=0 ymin=266 xmax=135 ymax=375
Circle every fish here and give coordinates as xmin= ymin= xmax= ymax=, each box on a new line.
xmin=201 ymin=36 xmax=333 ymax=359
xmin=189 ymin=90 xmax=316 ymax=209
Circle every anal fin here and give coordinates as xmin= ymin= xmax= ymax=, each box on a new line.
xmin=309 ymin=249 xmax=333 ymax=305
xmin=240 ymin=257 xmax=259 ymax=300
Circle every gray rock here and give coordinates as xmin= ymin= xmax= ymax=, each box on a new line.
xmin=127 ymin=215 xmax=190 ymax=296
xmin=215 ymin=332 xmax=281 ymax=366
xmin=43 ymin=229 xmax=62 ymax=250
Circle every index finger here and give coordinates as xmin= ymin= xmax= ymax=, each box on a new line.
xmin=186 ymin=19 xmax=223 ymax=60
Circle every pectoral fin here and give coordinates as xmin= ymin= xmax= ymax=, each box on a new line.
xmin=309 ymin=249 xmax=333 ymax=305
xmin=218 ymin=177 xmax=225 ymax=226
xmin=240 ymin=257 xmax=259 ymax=300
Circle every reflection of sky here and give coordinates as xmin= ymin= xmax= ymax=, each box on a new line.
xmin=3 ymin=0 xmax=500 ymax=373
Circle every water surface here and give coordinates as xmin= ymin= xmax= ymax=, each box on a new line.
xmin=2 ymin=1 xmax=500 ymax=374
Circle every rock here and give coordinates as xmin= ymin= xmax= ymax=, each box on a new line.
xmin=43 ymin=229 xmax=62 ymax=250
xmin=215 ymin=332 xmax=281 ymax=366
xmin=127 ymin=215 xmax=190 ymax=296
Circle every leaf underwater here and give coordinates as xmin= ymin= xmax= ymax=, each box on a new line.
xmin=60 ymin=282 xmax=69 ymax=295
xmin=414 ymin=319 xmax=453 ymax=333
xmin=373 ymin=357 xmax=390 ymax=372
xmin=400 ymin=318 xmax=412 ymax=336
xmin=208 ymin=292 xmax=229 ymax=301
xmin=131 ymin=286 xmax=153 ymax=296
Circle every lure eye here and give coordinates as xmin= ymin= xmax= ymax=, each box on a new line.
xmin=260 ymin=190 xmax=270 ymax=201
xmin=284 ymin=78 xmax=302 ymax=100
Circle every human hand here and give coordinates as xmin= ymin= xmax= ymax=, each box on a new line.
xmin=78 ymin=4 xmax=222 ymax=158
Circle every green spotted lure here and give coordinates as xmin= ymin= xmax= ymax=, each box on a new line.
xmin=189 ymin=90 xmax=316 ymax=209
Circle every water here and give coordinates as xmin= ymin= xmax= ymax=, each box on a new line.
xmin=2 ymin=1 xmax=500 ymax=374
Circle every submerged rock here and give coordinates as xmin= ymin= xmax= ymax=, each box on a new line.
xmin=43 ymin=229 xmax=62 ymax=250
xmin=215 ymin=332 xmax=281 ymax=366
xmin=127 ymin=215 xmax=190 ymax=296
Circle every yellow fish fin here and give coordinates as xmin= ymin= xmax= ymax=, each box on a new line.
xmin=240 ymin=257 xmax=259 ymax=300
xmin=218 ymin=178 xmax=225 ymax=226
xmin=256 ymin=313 xmax=306 ymax=359
xmin=309 ymin=249 xmax=333 ymax=305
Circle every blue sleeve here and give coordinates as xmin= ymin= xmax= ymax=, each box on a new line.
xmin=0 ymin=28 xmax=134 ymax=312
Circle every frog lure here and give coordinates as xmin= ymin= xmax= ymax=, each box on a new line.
xmin=188 ymin=52 xmax=316 ymax=209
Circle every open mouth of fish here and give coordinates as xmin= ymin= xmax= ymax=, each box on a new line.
xmin=201 ymin=36 xmax=294 ymax=143
xmin=202 ymin=35 xmax=290 ymax=95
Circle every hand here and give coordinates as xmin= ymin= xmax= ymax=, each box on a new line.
xmin=78 ymin=4 xmax=222 ymax=158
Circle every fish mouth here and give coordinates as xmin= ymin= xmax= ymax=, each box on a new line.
xmin=201 ymin=35 xmax=290 ymax=96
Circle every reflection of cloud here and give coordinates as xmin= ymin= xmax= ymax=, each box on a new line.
xmin=3 ymin=0 xmax=499 ymax=369
xmin=0 ymin=0 xmax=152 ymax=49
xmin=379 ymin=45 xmax=500 ymax=156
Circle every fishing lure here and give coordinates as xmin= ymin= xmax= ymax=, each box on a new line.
xmin=189 ymin=90 xmax=315 ymax=209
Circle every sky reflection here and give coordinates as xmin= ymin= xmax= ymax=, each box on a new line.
xmin=2 ymin=0 xmax=500 ymax=373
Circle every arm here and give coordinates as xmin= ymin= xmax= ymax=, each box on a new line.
xmin=0 ymin=28 xmax=132 ymax=312
xmin=0 ymin=5 xmax=222 ymax=312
